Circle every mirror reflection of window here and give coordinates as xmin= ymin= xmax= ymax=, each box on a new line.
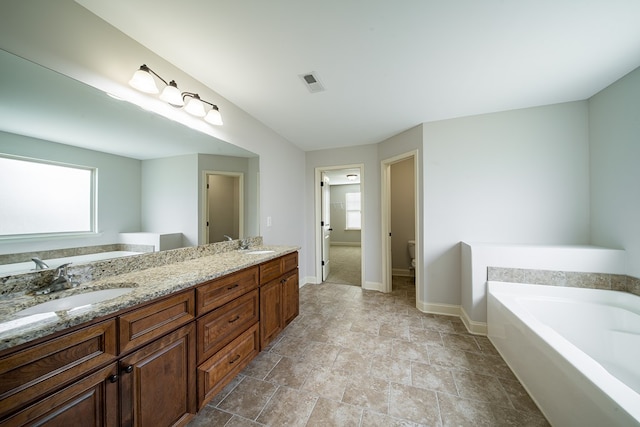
xmin=0 ymin=155 xmax=95 ymax=237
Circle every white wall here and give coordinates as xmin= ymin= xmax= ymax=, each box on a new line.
xmin=0 ymin=0 xmax=307 ymax=280
xmin=142 ymin=155 xmax=198 ymax=247
xmin=423 ymin=102 xmax=591 ymax=306
xmin=0 ymin=132 xmax=141 ymax=254
xmin=589 ymin=67 xmax=640 ymax=278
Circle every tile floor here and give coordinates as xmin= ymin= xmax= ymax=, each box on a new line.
xmin=187 ymin=277 xmax=550 ymax=426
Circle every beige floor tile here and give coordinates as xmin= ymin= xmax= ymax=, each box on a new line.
xmin=370 ymin=355 xmax=412 ymax=385
xmin=441 ymin=333 xmax=482 ymax=352
xmin=452 ymin=371 xmax=511 ymax=406
xmin=186 ymin=405 xmax=232 ymax=427
xmin=360 ymin=410 xmax=425 ymax=427
xmin=499 ymin=377 xmax=541 ymax=413
xmin=342 ymin=376 xmax=390 ymax=413
xmin=390 ymin=338 xmax=430 ymax=363
xmin=255 ymin=386 xmax=318 ymax=427
xmin=241 ymin=351 xmax=282 ymax=380
xmin=217 ymin=376 xmax=277 ymax=420
xmin=302 ymin=366 xmax=350 ymax=400
xmin=306 ymin=397 xmax=364 ymax=426
xmin=301 ymin=341 xmax=342 ymax=367
xmin=410 ymin=361 xmax=458 ymax=394
xmin=332 ymin=347 xmax=373 ymax=377
xmin=389 ymin=382 xmax=441 ymax=425
xmin=224 ymin=415 xmax=264 ymax=427
xmin=264 ymin=356 xmax=313 ymax=388
xmin=437 ymin=392 xmax=495 ymax=427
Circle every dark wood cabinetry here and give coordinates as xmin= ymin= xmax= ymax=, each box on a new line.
xmin=258 ymin=252 xmax=299 ymax=349
xmin=0 ymin=363 xmax=119 ymax=427
xmin=119 ymin=324 xmax=196 ymax=427
xmin=0 ymin=251 xmax=298 ymax=426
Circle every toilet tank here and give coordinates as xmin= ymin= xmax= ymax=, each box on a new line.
xmin=408 ymin=240 xmax=415 ymax=258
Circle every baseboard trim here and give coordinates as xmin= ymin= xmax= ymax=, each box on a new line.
xmin=460 ymin=306 xmax=488 ymax=336
xmin=302 ymin=275 xmax=321 ymax=286
xmin=392 ymin=268 xmax=412 ymax=277
xmin=363 ymin=281 xmax=384 ymax=292
xmin=330 ymin=242 xmax=361 ymax=247
xmin=416 ymin=301 xmax=460 ymax=317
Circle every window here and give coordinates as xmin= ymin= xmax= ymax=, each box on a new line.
xmin=0 ymin=155 xmax=96 ymax=238
xmin=345 ymin=192 xmax=361 ymax=230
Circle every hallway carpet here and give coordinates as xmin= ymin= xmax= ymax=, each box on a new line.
xmin=187 ymin=277 xmax=548 ymax=426
xmin=325 ymin=245 xmax=361 ymax=286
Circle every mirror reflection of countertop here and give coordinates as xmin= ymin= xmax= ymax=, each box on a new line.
xmin=0 ymin=246 xmax=297 ymax=352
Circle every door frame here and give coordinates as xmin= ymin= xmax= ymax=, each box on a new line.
xmin=201 ymin=170 xmax=244 ymax=244
xmin=314 ymin=164 xmax=365 ymax=285
xmin=381 ymin=150 xmax=420 ymax=295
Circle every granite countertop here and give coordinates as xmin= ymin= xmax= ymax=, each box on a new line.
xmin=0 ymin=245 xmax=297 ymax=352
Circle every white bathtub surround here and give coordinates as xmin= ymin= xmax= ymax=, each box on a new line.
xmin=461 ymin=242 xmax=627 ymax=333
xmin=488 ymin=281 xmax=640 ymax=426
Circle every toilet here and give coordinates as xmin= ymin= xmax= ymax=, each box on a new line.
xmin=407 ymin=240 xmax=415 ymax=270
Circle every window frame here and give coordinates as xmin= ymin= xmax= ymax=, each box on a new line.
xmin=0 ymin=154 xmax=98 ymax=240
xmin=344 ymin=191 xmax=361 ymax=230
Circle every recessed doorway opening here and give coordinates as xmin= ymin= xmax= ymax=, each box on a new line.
xmin=314 ymin=165 xmax=364 ymax=287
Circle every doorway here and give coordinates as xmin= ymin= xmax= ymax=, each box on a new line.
xmin=204 ymin=171 xmax=244 ymax=243
xmin=315 ymin=165 xmax=364 ymax=286
xmin=381 ymin=151 xmax=419 ymax=297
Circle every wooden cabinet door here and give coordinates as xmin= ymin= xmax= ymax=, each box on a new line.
xmin=0 ymin=363 xmax=119 ymax=427
xmin=259 ymin=279 xmax=282 ymax=349
xmin=119 ymin=323 xmax=196 ymax=427
xmin=282 ymin=269 xmax=299 ymax=327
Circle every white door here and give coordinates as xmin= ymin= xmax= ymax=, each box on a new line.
xmin=321 ymin=172 xmax=331 ymax=281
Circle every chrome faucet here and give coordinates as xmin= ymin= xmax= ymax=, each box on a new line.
xmin=31 ymin=257 xmax=49 ymax=270
xmin=223 ymin=235 xmax=234 ymax=241
xmin=239 ymin=239 xmax=250 ymax=250
xmin=33 ymin=263 xmax=77 ymax=295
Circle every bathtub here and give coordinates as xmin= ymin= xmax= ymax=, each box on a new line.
xmin=487 ymin=281 xmax=640 ymax=426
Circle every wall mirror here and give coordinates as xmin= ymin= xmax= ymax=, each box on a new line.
xmin=0 ymin=49 xmax=259 ymax=276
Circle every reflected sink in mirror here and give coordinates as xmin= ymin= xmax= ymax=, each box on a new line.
xmin=242 ymin=250 xmax=275 ymax=255
xmin=16 ymin=288 xmax=135 ymax=316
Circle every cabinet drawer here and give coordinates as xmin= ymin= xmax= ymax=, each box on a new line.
xmin=197 ymin=323 xmax=259 ymax=409
xmin=197 ymin=289 xmax=259 ymax=364
xmin=0 ymin=319 xmax=117 ymax=419
xmin=259 ymin=258 xmax=282 ymax=285
xmin=196 ymin=267 xmax=258 ymax=316
xmin=0 ymin=363 xmax=119 ymax=427
xmin=119 ymin=290 xmax=195 ymax=354
xmin=259 ymin=252 xmax=298 ymax=285
xmin=282 ymin=252 xmax=298 ymax=275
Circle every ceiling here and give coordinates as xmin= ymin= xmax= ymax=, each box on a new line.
xmin=76 ymin=0 xmax=640 ymax=152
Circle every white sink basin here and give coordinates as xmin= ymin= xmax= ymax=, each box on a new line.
xmin=243 ymin=250 xmax=275 ymax=255
xmin=16 ymin=288 xmax=135 ymax=316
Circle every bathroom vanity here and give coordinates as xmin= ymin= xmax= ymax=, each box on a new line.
xmin=0 ymin=246 xmax=298 ymax=427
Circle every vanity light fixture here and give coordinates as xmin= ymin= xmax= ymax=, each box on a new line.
xmin=129 ymin=64 xmax=223 ymax=125
xmin=347 ymin=174 xmax=358 ymax=181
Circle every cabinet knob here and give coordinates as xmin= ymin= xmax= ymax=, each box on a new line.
xmin=227 ymin=283 xmax=239 ymax=290
xmin=229 ymin=354 xmax=241 ymax=364
xmin=108 ymin=374 xmax=119 ymax=383
xmin=228 ymin=315 xmax=241 ymax=323
xmin=123 ymin=365 xmax=134 ymax=374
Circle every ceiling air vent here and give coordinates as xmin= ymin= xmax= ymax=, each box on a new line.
xmin=299 ymin=72 xmax=325 ymax=93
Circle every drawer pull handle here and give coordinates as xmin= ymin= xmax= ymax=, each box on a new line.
xmin=227 ymin=283 xmax=239 ymax=290
xmin=229 ymin=354 xmax=241 ymax=364
xmin=123 ymin=365 xmax=134 ymax=374
xmin=109 ymin=374 xmax=119 ymax=383
xmin=228 ymin=315 xmax=241 ymax=323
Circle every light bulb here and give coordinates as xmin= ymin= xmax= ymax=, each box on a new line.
xmin=129 ymin=65 xmax=159 ymax=94
xmin=204 ymin=106 xmax=223 ymax=125
xmin=159 ymin=81 xmax=184 ymax=106
xmin=184 ymin=95 xmax=206 ymax=117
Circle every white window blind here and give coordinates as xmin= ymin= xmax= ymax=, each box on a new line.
xmin=345 ymin=192 xmax=361 ymax=230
